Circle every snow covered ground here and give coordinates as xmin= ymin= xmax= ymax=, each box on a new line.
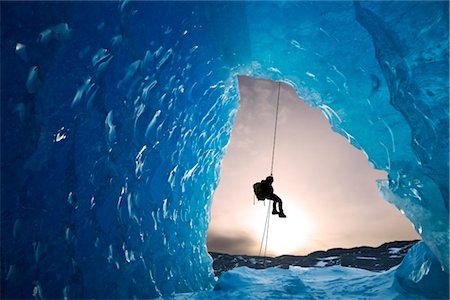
xmin=167 ymin=266 xmax=415 ymax=299
xmin=167 ymin=242 xmax=449 ymax=299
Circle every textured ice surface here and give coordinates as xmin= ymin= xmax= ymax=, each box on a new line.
xmin=395 ymin=241 xmax=449 ymax=299
xmin=169 ymin=265 xmax=410 ymax=299
xmin=170 ymin=246 xmax=449 ymax=299
xmin=1 ymin=1 xmax=448 ymax=299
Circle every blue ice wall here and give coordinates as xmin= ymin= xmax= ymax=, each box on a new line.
xmin=395 ymin=241 xmax=449 ymax=299
xmin=1 ymin=1 xmax=448 ymax=299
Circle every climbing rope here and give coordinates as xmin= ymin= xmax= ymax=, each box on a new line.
xmin=270 ymin=81 xmax=282 ymax=176
xmin=263 ymin=204 xmax=271 ymax=268
xmin=258 ymin=81 xmax=282 ymax=266
xmin=258 ymin=203 xmax=272 ymax=267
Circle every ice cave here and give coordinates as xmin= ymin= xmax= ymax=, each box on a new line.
xmin=1 ymin=1 xmax=448 ymax=299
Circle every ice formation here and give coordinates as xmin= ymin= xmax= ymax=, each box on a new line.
xmin=170 ymin=247 xmax=449 ymax=299
xmin=1 ymin=1 xmax=448 ymax=299
xmin=170 ymin=264 xmax=420 ymax=299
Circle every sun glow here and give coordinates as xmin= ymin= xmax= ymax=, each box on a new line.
xmin=250 ymin=198 xmax=313 ymax=256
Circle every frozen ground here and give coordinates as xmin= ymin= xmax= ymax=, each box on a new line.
xmin=216 ymin=266 xmax=405 ymax=299
xmin=186 ymin=241 xmax=448 ymax=299
xmin=167 ymin=266 xmax=419 ymax=300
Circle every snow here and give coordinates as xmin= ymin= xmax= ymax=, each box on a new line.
xmin=389 ymin=248 xmax=403 ymax=255
xmin=388 ymin=244 xmax=412 ymax=255
xmin=169 ymin=266 xmax=403 ymax=300
xmin=315 ymin=256 xmax=340 ymax=267
xmin=356 ymin=257 xmax=378 ymax=261
xmin=318 ymin=256 xmax=339 ymax=261
xmin=1 ymin=1 xmax=448 ymax=299
xmin=170 ymin=243 xmax=449 ymax=299
xmin=315 ymin=261 xmax=328 ymax=267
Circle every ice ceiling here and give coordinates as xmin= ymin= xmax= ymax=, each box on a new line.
xmin=1 ymin=1 xmax=448 ymax=299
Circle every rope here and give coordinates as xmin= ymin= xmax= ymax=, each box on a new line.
xmin=257 ymin=82 xmax=282 ymax=267
xmin=270 ymin=82 xmax=282 ymax=175
xmin=263 ymin=204 xmax=271 ymax=268
xmin=259 ymin=205 xmax=269 ymax=256
xmin=258 ymin=201 xmax=272 ymax=267
xmin=258 ymin=205 xmax=270 ymax=256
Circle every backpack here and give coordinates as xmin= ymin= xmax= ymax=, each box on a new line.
xmin=253 ymin=182 xmax=266 ymax=200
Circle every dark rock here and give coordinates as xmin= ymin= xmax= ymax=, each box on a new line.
xmin=209 ymin=240 xmax=419 ymax=277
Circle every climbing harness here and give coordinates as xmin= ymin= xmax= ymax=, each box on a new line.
xmin=257 ymin=81 xmax=282 ymax=265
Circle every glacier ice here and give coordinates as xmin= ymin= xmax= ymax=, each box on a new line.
xmin=169 ymin=265 xmax=408 ymax=299
xmin=168 ymin=250 xmax=448 ymax=299
xmin=1 ymin=1 xmax=448 ymax=299
xmin=395 ymin=241 xmax=449 ymax=299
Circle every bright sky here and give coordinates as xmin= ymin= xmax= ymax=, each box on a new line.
xmin=206 ymin=76 xmax=420 ymax=257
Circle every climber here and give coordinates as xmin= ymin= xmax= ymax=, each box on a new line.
xmin=254 ymin=176 xmax=286 ymax=218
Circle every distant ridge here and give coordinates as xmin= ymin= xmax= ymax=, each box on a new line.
xmin=209 ymin=240 xmax=419 ymax=277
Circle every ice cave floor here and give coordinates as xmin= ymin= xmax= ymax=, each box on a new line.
xmin=166 ymin=266 xmax=421 ymax=300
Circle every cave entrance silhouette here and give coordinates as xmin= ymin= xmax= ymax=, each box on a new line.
xmin=207 ymin=76 xmax=420 ymax=257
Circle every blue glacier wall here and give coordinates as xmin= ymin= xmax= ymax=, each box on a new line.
xmin=1 ymin=1 xmax=448 ymax=299
xmin=394 ymin=241 xmax=449 ymax=299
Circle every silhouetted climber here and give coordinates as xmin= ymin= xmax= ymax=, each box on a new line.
xmin=253 ymin=176 xmax=286 ymax=218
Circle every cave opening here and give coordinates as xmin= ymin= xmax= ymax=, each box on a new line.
xmin=207 ymin=76 xmax=420 ymax=257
